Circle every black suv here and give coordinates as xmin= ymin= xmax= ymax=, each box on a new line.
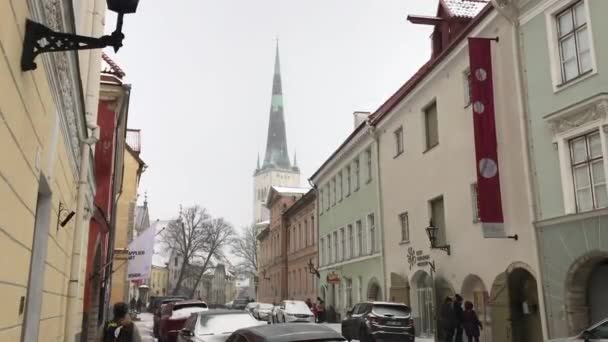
xmin=341 ymin=301 xmax=414 ymax=342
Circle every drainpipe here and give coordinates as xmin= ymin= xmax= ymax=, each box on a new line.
xmin=365 ymin=119 xmax=388 ymax=301
xmin=492 ymin=1 xmax=549 ymax=339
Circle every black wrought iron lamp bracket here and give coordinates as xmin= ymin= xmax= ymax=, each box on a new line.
xmin=307 ymin=259 xmax=321 ymax=279
xmin=21 ymin=13 xmax=126 ymax=71
xmin=431 ymin=243 xmax=451 ymax=256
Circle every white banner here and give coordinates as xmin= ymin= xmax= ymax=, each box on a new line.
xmin=127 ymin=226 xmax=155 ymax=281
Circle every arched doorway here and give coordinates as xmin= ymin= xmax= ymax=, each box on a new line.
xmin=367 ymin=277 xmax=382 ymax=301
xmin=490 ymin=265 xmax=542 ymax=342
xmin=411 ymin=271 xmax=433 ymax=337
xmin=389 ymin=272 xmax=410 ymax=304
xmin=85 ymin=244 xmax=103 ymax=342
xmin=565 ymin=251 xmax=608 ymax=334
xmin=434 ymin=276 xmax=455 ymax=342
xmin=462 ymin=274 xmax=490 ymax=342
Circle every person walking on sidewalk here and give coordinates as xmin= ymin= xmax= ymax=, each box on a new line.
xmin=453 ymin=294 xmax=465 ymax=342
xmin=463 ymin=301 xmax=483 ymax=342
xmin=100 ymin=302 xmax=143 ymax=342
xmin=440 ymin=296 xmax=455 ymax=342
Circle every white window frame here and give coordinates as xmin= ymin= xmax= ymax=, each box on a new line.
xmin=340 ymin=228 xmax=345 ymax=261
xmin=366 ymin=148 xmax=373 ymax=183
xmin=320 ymin=189 xmax=324 ymax=215
xmin=367 ymin=213 xmax=375 ymax=255
xmin=399 ymin=212 xmax=410 ymax=243
xmin=544 ymin=0 xmax=597 ymax=92
xmin=332 ymin=177 xmax=337 ymax=206
xmin=551 ymin=97 xmax=608 ymax=214
xmin=356 ymin=220 xmax=364 ymax=257
xmin=320 ymin=238 xmax=325 ymax=265
xmin=328 ymin=234 xmax=333 ymax=264
xmin=347 ymin=224 xmax=353 ymax=259
xmin=354 ymin=158 xmax=360 ymax=191
xmin=346 ymin=166 xmax=352 ymax=196
xmin=394 ymin=126 xmax=404 ymax=157
xmin=333 ymin=231 xmax=339 ymax=263
xmin=338 ymin=171 xmax=343 ymax=202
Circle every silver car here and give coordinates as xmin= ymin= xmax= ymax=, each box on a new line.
xmin=253 ymin=303 xmax=274 ymax=321
xmin=274 ymin=300 xmax=315 ymax=323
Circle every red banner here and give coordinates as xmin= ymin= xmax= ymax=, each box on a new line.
xmin=468 ymin=38 xmax=504 ymax=234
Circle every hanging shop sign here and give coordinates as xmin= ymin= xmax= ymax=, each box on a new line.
xmin=407 ymin=247 xmax=432 ymax=269
xmin=327 ymin=271 xmax=341 ymax=284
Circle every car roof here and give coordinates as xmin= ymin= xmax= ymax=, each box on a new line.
xmin=236 ymin=323 xmax=344 ymax=342
xmin=358 ymin=301 xmax=409 ymax=306
xmin=197 ymin=310 xmax=253 ymax=316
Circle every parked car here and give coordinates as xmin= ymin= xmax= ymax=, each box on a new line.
xmin=245 ymin=302 xmax=259 ymax=313
xmin=150 ymin=296 xmax=188 ymax=313
xmin=554 ymin=318 xmax=608 ymax=342
xmin=232 ymin=298 xmax=249 ymax=310
xmin=253 ymin=303 xmax=274 ymax=321
xmin=154 ymin=298 xmax=188 ymax=338
xmin=177 ymin=310 xmax=267 ymax=342
xmin=274 ymin=300 xmax=315 ymax=323
xmin=341 ymin=301 xmax=414 ymax=342
xmin=159 ymin=300 xmax=209 ymax=342
xmin=225 ymin=301 xmax=233 ymax=309
xmin=226 ymin=323 xmax=346 ymax=342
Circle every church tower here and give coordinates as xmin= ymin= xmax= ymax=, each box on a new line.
xmin=253 ymin=43 xmax=301 ymax=223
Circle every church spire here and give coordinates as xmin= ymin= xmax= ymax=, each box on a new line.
xmin=262 ymin=40 xmax=291 ymax=170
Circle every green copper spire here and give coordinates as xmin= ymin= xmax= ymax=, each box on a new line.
xmin=262 ymin=41 xmax=291 ymax=169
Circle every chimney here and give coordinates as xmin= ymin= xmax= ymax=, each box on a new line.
xmin=353 ymin=111 xmax=371 ymax=129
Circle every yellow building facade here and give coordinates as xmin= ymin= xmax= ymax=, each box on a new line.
xmin=109 ymin=144 xmax=146 ymax=306
xmin=0 ymin=1 xmax=107 ymax=341
xmin=150 ymin=266 xmax=169 ymax=297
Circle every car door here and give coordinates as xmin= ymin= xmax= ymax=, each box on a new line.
xmin=344 ymin=304 xmax=360 ymax=337
xmin=353 ymin=304 xmax=368 ymax=339
xmin=177 ymin=314 xmax=197 ymax=342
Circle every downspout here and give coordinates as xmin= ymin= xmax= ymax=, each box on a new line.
xmin=64 ymin=0 xmax=104 ymax=337
xmin=365 ymin=119 xmax=388 ymax=301
xmin=492 ymin=1 xmax=548 ymax=339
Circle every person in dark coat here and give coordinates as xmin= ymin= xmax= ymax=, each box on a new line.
xmin=440 ymin=296 xmax=455 ymax=342
xmin=316 ymin=297 xmax=326 ymax=323
xmin=463 ymin=301 xmax=482 ymax=342
xmin=100 ymin=302 xmax=143 ymax=342
xmin=453 ymin=294 xmax=464 ymax=342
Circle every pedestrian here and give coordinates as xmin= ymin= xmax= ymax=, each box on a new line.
xmin=129 ymin=297 xmax=136 ymax=311
xmin=440 ymin=296 xmax=455 ymax=342
xmin=312 ymin=302 xmax=319 ymax=322
xmin=453 ymin=294 xmax=465 ymax=342
xmin=100 ymin=302 xmax=143 ymax=342
xmin=463 ymin=301 xmax=482 ymax=342
xmin=305 ymin=298 xmax=313 ymax=309
xmin=316 ymin=297 xmax=326 ymax=323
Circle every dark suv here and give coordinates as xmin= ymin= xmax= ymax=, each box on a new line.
xmin=341 ymin=301 xmax=414 ymax=342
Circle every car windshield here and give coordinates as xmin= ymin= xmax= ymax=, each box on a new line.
xmin=285 ymin=301 xmax=311 ymax=313
xmin=196 ymin=314 xmax=262 ymax=335
xmin=258 ymin=304 xmax=274 ymax=310
xmin=372 ymin=304 xmax=411 ymax=317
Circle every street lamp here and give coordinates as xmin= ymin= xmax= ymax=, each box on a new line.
xmin=425 ymin=220 xmax=451 ymax=255
xmin=21 ymin=0 xmax=141 ymax=71
xmin=307 ymin=259 xmax=320 ymax=279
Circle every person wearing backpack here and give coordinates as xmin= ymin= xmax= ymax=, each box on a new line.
xmin=100 ymin=302 xmax=143 ymax=342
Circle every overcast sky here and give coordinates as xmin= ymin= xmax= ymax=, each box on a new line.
xmin=105 ymin=1 xmax=437 ymax=230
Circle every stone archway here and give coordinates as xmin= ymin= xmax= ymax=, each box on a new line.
xmin=85 ymin=242 xmax=103 ymax=342
xmin=565 ymin=250 xmax=608 ymax=334
xmin=389 ymin=272 xmax=410 ymax=304
xmin=462 ymin=274 xmax=490 ymax=342
xmin=434 ymin=275 xmax=455 ymax=342
xmin=367 ymin=277 xmax=382 ymax=301
xmin=490 ymin=264 xmax=542 ymax=342
xmin=411 ymin=270 xmax=434 ymax=337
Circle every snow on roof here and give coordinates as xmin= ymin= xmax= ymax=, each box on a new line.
xmin=255 ymin=220 xmax=270 ymax=227
xmin=442 ymin=0 xmax=489 ymax=18
xmin=271 ymin=186 xmax=311 ymax=194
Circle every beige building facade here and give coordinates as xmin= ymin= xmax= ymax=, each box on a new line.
xmin=373 ymin=3 xmax=544 ymax=342
xmin=0 ymin=0 xmax=109 ymax=341
xmin=150 ymin=266 xmax=169 ymax=297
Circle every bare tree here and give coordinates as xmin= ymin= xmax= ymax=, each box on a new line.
xmin=163 ymin=206 xmax=211 ymax=295
xmin=189 ymin=217 xmax=235 ymax=298
xmin=230 ymin=224 xmax=258 ymax=277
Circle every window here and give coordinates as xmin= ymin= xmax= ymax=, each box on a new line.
xmin=424 ymin=101 xmax=439 ymax=150
xmin=463 ymin=69 xmax=472 ymax=106
xmin=333 ymin=231 xmax=338 ymax=263
xmin=366 ymin=148 xmax=373 ymax=183
xmin=311 ymin=216 xmax=315 ymax=245
xmin=320 ymin=189 xmax=324 ymax=214
xmin=569 ymin=131 xmax=607 ymax=211
xmin=340 ymin=228 xmax=345 ymax=261
xmin=345 ymin=278 xmax=353 ymax=309
xmin=358 ymin=276 xmax=363 ymax=302
xmin=356 ymin=220 xmax=363 ymax=256
xmin=430 ymin=196 xmax=446 ymax=244
xmin=332 ymin=178 xmax=336 ymax=206
xmin=338 ymin=172 xmax=343 ymax=202
xmin=326 ymin=184 xmax=330 ymax=210
xmin=557 ymin=1 xmax=592 ymax=82
xmin=354 ymin=158 xmax=360 ymax=190
xmin=346 ymin=166 xmax=352 ymax=196
xmin=368 ymin=214 xmax=376 ymax=254
xmin=347 ymin=224 xmax=353 ymax=259
xmin=394 ymin=126 xmax=404 ymax=157
xmin=471 ymin=183 xmax=480 ymax=222
xmin=328 ymin=234 xmax=332 ymax=264
xmin=399 ymin=212 xmax=410 ymax=242
xmin=304 ymin=220 xmax=309 ymax=247
xmin=320 ymin=238 xmax=325 ymax=265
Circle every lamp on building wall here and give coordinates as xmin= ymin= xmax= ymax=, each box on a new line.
xmin=307 ymin=259 xmax=320 ymax=279
xmin=261 ymin=269 xmax=270 ymax=281
xmin=21 ymin=0 xmax=141 ymax=71
xmin=425 ymin=220 xmax=451 ymax=255
xmin=56 ymin=202 xmax=76 ymax=231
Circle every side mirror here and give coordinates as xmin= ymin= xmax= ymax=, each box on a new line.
xmin=180 ymin=329 xmax=194 ymax=337
xmin=346 ymin=310 xmax=353 ymax=316
xmin=581 ymin=330 xmax=592 ymax=342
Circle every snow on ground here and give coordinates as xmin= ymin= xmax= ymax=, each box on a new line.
xmin=322 ymin=323 xmax=434 ymax=342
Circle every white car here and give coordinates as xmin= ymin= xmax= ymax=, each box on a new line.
xmin=245 ymin=302 xmax=259 ymax=313
xmin=274 ymin=300 xmax=315 ymax=323
xmin=553 ymin=318 xmax=608 ymax=342
xmin=253 ymin=303 xmax=275 ymax=321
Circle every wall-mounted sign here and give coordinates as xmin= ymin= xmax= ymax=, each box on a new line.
xmin=327 ymin=271 xmax=341 ymax=284
xmin=407 ymin=247 xmax=432 ymax=269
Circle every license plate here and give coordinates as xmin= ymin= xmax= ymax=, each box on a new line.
xmin=386 ymin=321 xmax=401 ymax=326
